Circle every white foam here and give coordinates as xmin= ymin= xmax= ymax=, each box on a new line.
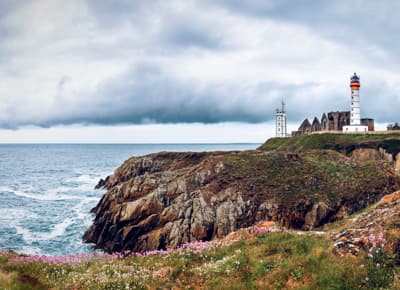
xmin=72 ymin=199 xmax=96 ymax=226
xmin=0 ymin=186 xmax=83 ymax=201
xmin=46 ymin=186 xmax=71 ymax=194
xmin=65 ymin=173 xmax=105 ymax=192
xmin=66 ymin=174 xmax=99 ymax=185
xmin=19 ymin=246 xmax=42 ymax=255
xmin=15 ymin=218 xmax=74 ymax=242
xmin=0 ymin=208 xmax=38 ymax=222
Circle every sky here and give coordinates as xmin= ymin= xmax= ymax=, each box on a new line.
xmin=0 ymin=0 xmax=399 ymax=143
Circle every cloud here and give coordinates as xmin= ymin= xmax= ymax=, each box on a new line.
xmin=37 ymin=62 xmax=320 ymax=126
xmin=0 ymin=0 xmax=400 ymax=130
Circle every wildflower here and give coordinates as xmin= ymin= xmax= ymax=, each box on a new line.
xmin=360 ymin=264 xmax=365 ymax=268
xmin=367 ymin=253 xmax=373 ymax=258
xmin=376 ymin=263 xmax=380 ymax=267
xmin=365 ymin=276 xmax=369 ymax=282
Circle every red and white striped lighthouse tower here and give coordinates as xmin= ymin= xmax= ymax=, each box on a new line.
xmin=343 ymin=72 xmax=368 ymax=132
xmin=350 ymin=73 xmax=361 ymax=125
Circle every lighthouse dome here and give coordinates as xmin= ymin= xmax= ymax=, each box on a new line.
xmin=351 ymin=72 xmax=360 ymax=82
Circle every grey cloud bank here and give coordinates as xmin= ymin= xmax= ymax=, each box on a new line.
xmin=0 ymin=0 xmax=399 ymax=129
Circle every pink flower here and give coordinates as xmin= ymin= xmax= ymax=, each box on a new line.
xmin=369 ymin=234 xmax=375 ymax=242
xmin=360 ymin=264 xmax=365 ymax=268
xmin=365 ymin=277 xmax=369 ymax=282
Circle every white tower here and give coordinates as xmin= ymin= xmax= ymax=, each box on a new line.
xmin=350 ymin=73 xmax=361 ymax=125
xmin=343 ymin=73 xmax=368 ymax=132
xmin=276 ymin=101 xmax=287 ymax=137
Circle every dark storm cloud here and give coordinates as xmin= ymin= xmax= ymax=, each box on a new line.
xmin=161 ymin=22 xmax=224 ymax=50
xmin=41 ymin=63 xmax=314 ymax=127
xmin=1 ymin=0 xmax=400 ymax=129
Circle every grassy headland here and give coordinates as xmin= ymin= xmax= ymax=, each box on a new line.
xmin=258 ymin=132 xmax=400 ymax=154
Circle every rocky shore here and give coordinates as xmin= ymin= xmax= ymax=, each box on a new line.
xmin=84 ymin=134 xmax=400 ymax=253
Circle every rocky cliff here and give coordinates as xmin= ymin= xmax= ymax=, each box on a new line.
xmin=84 ymin=135 xmax=400 ymax=253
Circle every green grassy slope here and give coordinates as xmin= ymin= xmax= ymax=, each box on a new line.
xmin=2 ymin=225 xmax=399 ymax=290
xmin=222 ymin=149 xmax=389 ymax=212
xmin=0 ymin=234 xmax=370 ymax=289
xmin=258 ymin=133 xmax=400 ymax=154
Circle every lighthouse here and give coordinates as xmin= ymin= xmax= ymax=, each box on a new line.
xmin=343 ymin=73 xmax=368 ymax=133
xmin=350 ymin=73 xmax=361 ymax=125
xmin=276 ymin=101 xmax=287 ymax=137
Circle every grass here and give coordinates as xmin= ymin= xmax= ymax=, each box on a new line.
xmin=2 ymin=231 xmax=397 ymax=289
xmin=3 ymin=222 xmax=400 ymax=290
xmin=258 ymin=133 xmax=400 ymax=154
xmin=222 ymin=149 xmax=387 ymax=211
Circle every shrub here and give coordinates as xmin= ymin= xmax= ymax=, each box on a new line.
xmin=362 ymin=228 xmax=394 ymax=288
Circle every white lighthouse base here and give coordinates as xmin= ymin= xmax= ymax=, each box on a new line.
xmin=343 ymin=125 xmax=368 ymax=133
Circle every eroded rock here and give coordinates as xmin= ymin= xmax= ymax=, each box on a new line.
xmin=84 ymin=150 xmax=399 ymax=253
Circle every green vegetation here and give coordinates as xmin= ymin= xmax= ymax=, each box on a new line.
xmin=258 ymin=133 xmax=400 ymax=154
xmin=3 ymin=231 xmax=397 ymax=290
xmin=222 ymin=149 xmax=386 ymax=207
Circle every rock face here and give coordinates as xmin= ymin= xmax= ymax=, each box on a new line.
xmin=84 ymin=146 xmax=400 ymax=253
xmin=330 ymin=190 xmax=400 ymax=257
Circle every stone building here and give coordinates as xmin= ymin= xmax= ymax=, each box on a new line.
xmin=361 ymin=118 xmax=375 ymax=131
xmin=292 ymin=111 xmax=374 ymax=136
xmin=292 ymin=119 xmax=311 ymax=136
xmin=387 ymin=122 xmax=400 ymax=131
xmin=321 ymin=113 xmax=328 ymax=131
xmin=311 ymin=117 xmax=321 ymax=132
xmin=328 ymin=111 xmax=350 ymax=131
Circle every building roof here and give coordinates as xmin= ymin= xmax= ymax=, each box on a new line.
xmin=298 ymin=118 xmax=311 ymax=131
xmin=312 ymin=117 xmax=320 ymax=126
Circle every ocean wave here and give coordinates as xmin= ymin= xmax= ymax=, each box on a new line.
xmin=64 ymin=173 xmax=106 ymax=192
xmin=15 ymin=218 xmax=74 ymax=242
xmin=0 ymin=186 xmax=85 ymax=201
xmin=0 ymin=208 xmax=38 ymax=222
xmin=67 ymin=173 xmax=102 ymax=185
xmin=72 ymin=199 xmax=95 ymax=225
xmin=19 ymin=246 xmax=42 ymax=255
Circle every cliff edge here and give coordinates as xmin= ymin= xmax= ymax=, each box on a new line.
xmin=83 ymin=134 xmax=400 ymax=253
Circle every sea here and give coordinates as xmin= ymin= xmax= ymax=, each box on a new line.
xmin=0 ymin=143 xmax=258 ymax=256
